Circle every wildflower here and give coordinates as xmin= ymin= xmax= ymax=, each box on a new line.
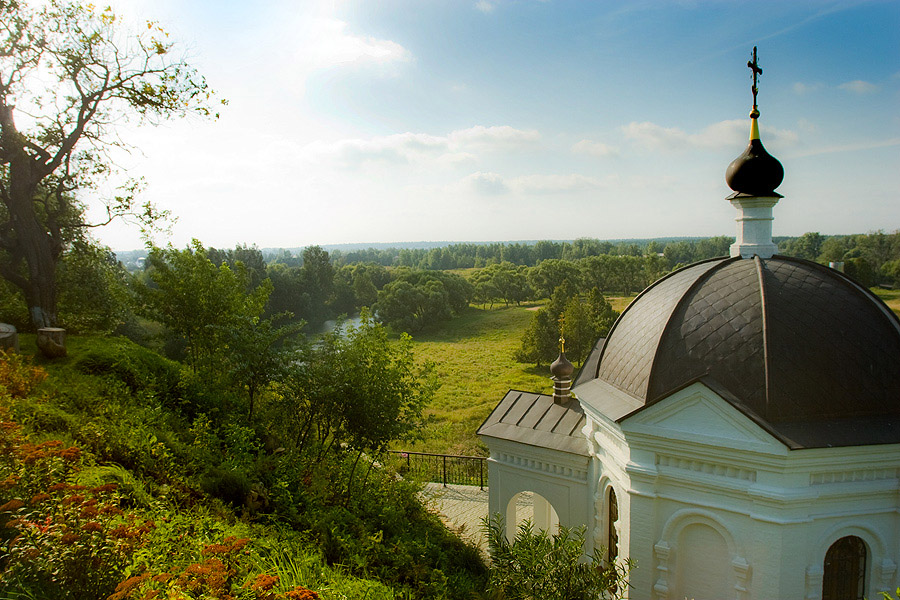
xmin=82 ymin=521 xmax=103 ymax=533
xmin=0 ymin=499 xmax=24 ymax=512
xmin=108 ymin=574 xmax=150 ymax=600
xmin=250 ymin=573 xmax=279 ymax=591
xmin=286 ymin=587 xmax=320 ymax=600
xmin=92 ymin=483 xmax=118 ymax=493
xmin=60 ymin=533 xmax=79 ymax=544
xmin=47 ymin=483 xmax=68 ymax=493
xmin=29 ymin=493 xmax=50 ymax=505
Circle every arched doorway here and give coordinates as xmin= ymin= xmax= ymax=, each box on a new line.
xmin=823 ymin=535 xmax=866 ymax=600
xmin=505 ymin=491 xmax=559 ymax=539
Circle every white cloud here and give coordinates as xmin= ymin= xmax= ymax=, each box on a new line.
xmin=459 ymin=172 xmax=606 ymax=196
xmin=510 ymin=174 xmax=605 ymax=194
xmin=300 ymin=18 xmax=411 ymax=71
xmin=622 ymin=119 xmax=798 ymax=151
xmin=304 ymin=125 xmax=540 ymax=167
xmin=449 ymin=125 xmax=541 ymax=148
xmin=464 ymin=171 xmax=509 ymax=195
xmin=838 ymin=80 xmax=879 ymax=94
xmin=475 ymin=1 xmax=496 ymax=13
xmin=793 ymin=82 xmax=822 ymax=95
xmin=622 ymin=121 xmax=687 ymax=150
xmin=572 ymin=139 xmax=619 ymax=157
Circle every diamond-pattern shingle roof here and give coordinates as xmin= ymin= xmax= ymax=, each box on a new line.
xmin=585 ymin=255 xmax=900 ymax=449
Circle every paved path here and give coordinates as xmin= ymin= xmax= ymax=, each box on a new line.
xmin=420 ymin=484 xmax=533 ymax=554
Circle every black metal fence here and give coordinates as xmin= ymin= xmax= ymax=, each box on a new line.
xmin=390 ymin=451 xmax=487 ymax=489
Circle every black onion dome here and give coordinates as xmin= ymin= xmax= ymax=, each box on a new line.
xmin=725 ymin=136 xmax=784 ymax=196
xmin=585 ymin=256 xmax=900 ymax=448
xmin=551 ymin=352 xmax=574 ymax=378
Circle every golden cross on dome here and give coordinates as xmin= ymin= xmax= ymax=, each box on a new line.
xmin=748 ymin=46 xmax=762 ymax=112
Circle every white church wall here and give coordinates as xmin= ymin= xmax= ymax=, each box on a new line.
xmin=484 ymin=438 xmax=591 ymax=546
xmin=578 ymin=382 xmax=900 ymax=599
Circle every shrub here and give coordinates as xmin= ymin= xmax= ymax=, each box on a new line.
xmin=484 ymin=515 xmax=631 ymax=600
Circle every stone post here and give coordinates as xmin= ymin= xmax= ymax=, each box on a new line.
xmin=37 ymin=327 xmax=67 ymax=358
xmin=0 ymin=324 xmax=18 ymax=353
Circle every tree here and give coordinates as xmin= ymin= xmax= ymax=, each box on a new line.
xmin=527 ymin=259 xmax=582 ymax=299
xmin=0 ymin=0 xmax=219 ymax=329
xmin=135 ymin=241 xmax=271 ymax=372
xmin=217 ymin=314 xmax=303 ymax=419
xmin=272 ymin=313 xmax=434 ymax=494
xmin=780 ymin=232 xmax=824 ymax=261
xmin=299 ymin=246 xmax=334 ymax=325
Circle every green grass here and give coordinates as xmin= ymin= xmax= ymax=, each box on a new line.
xmin=403 ymin=296 xmax=635 ymax=456
xmin=872 ymin=287 xmax=900 ymax=316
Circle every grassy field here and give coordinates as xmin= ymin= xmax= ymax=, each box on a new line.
xmin=873 ymin=287 xmax=900 ymax=316
xmin=402 ymin=296 xmax=635 ymax=456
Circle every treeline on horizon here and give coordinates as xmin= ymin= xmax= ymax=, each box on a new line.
xmin=4 ymin=231 xmax=899 ymax=343
xmin=117 ymin=231 xmax=900 ymax=277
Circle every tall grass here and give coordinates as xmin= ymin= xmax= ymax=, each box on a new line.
xmin=250 ymin=541 xmax=398 ymax=600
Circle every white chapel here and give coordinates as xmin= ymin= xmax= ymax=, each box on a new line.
xmin=477 ymin=50 xmax=900 ymax=600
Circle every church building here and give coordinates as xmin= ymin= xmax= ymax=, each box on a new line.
xmin=477 ymin=51 xmax=900 ymax=600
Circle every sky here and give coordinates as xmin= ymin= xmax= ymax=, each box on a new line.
xmin=86 ymin=0 xmax=900 ymax=251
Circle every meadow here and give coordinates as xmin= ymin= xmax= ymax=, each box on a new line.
xmin=403 ymin=296 xmax=635 ymax=456
xmin=873 ymin=287 xmax=900 ymax=314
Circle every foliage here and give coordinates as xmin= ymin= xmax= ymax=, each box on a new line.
xmin=216 ymin=315 xmax=303 ymax=419
xmin=517 ymin=286 xmax=618 ymax=367
xmin=0 ymin=0 xmax=219 ymax=329
xmin=0 ymin=337 xmax=487 ymax=600
xmin=375 ymin=269 xmax=473 ymax=332
xmin=471 ymin=262 xmax=531 ymax=308
xmin=135 ymin=241 xmax=272 ymax=371
xmin=484 ymin=516 xmax=631 ymax=600
xmin=299 ymin=246 xmax=335 ymax=326
xmin=561 ymin=290 xmax=617 ymax=364
xmin=527 ymin=259 xmax=583 ymax=299
xmin=269 ymin=313 xmax=434 ymax=489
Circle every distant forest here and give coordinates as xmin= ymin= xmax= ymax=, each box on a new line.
xmin=87 ymin=231 xmax=898 ymax=343
xmin=116 ymin=231 xmax=900 ymax=283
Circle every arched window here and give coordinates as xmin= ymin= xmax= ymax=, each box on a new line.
xmin=823 ymin=535 xmax=866 ymax=600
xmin=607 ymin=487 xmax=618 ymax=563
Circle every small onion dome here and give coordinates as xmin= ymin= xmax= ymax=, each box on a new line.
xmin=725 ymin=114 xmax=784 ymax=196
xmin=550 ymin=352 xmax=574 ymax=378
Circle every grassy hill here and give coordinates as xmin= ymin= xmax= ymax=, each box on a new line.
xmin=0 ymin=336 xmax=485 ymax=600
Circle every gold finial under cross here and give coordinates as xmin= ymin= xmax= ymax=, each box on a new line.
xmin=748 ymin=46 xmax=762 ymax=113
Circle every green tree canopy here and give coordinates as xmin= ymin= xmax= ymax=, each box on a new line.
xmin=135 ymin=240 xmax=271 ymax=371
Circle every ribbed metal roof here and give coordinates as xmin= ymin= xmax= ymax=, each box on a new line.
xmin=584 ymin=255 xmax=900 ymax=449
xmin=477 ymin=390 xmax=589 ymax=456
